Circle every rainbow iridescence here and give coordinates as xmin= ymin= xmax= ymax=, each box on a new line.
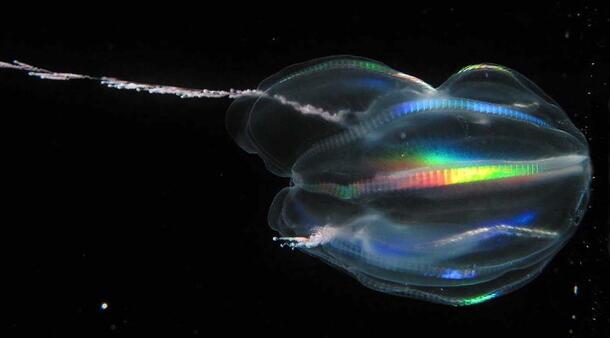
xmin=308 ymin=97 xmax=551 ymax=161
xmin=304 ymin=162 xmax=540 ymax=199
xmin=377 ymin=147 xmax=471 ymax=171
xmin=228 ymin=55 xmax=591 ymax=306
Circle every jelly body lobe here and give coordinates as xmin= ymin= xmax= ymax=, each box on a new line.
xmin=227 ymin=56 xmax=591 ymax=305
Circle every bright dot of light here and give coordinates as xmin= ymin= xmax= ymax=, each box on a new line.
xmin=100 ymin=302 xmax=109 ymax=311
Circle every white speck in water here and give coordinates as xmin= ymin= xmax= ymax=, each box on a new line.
xmin=573 ymin=285 xmax=579 ymax=295
xmin=100 ymin=302 xmax=109 ymax=311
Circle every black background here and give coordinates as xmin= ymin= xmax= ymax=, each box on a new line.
xmin=1 ymin=4 xmax=608 ymax=337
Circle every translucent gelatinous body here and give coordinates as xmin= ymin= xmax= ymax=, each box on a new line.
xmin=227 ymin=56 xmax=591 ymax=305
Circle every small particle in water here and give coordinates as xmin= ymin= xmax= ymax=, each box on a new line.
xmin=100 ymin=302 xmax=109 ymax=311
xmin=573 ymin=285 xmax=579 ymax=295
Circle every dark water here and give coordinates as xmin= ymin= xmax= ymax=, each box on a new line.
xmin=1 ymin=4 xmax=608 ymax=337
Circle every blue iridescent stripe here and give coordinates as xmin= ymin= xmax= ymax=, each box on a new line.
xmin=391 ymin=98 xmax=551 ymax=128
